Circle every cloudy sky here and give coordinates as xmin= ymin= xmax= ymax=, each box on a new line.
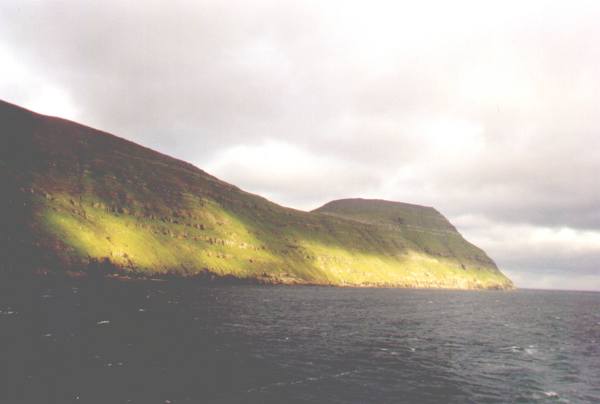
xmin=1 ymin=0 xmax=599 ymax=290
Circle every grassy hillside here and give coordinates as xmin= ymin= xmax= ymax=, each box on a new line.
xmin=0 ymin=100 xmax=513 ymax=289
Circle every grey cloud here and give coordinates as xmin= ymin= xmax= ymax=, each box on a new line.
xmin=1 ymin=0 xmax=600 ymax=288
xmin=202 ymin=141 xmax=383 ymax=209
xmin=452 ymin=213 xmax=600 ymax=289
xmin=1 ymin=1 xmax=326 ymax=156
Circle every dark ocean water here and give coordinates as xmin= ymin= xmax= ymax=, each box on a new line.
xmin=1 ymin=279 xmax=599 ymax=403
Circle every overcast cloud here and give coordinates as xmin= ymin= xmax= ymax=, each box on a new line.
xmin=1 ymin=0 xmax=599 ymax=290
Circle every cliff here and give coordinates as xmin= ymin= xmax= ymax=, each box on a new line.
xmin=0 ymin=100 xmax=513 ymax=289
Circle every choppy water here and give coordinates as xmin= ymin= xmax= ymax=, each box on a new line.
xmin=1 ymin=279 xmax=599 ymax=403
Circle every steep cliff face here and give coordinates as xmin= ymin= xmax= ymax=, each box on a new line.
xmin=0 ymin=100 xmax=513 ymax=289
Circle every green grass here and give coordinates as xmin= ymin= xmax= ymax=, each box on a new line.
xmin=36 ymin=190 xmax=512 ymax=289
xmin=1 ymin=100 xmax=514 ymax=289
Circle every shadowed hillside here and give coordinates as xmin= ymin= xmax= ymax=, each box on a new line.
xmin=0 ymin=100 xmax=513 ymax=289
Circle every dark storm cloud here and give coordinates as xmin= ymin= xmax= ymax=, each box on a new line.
xmin=1 ymin=0 xmax=599 ymax=289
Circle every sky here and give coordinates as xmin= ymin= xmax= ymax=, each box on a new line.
xmin=1 ymin=0 xmax=599 ymax=290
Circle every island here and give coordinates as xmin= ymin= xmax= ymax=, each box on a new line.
xmin=0 ymin=100 xmax=513 ymax=289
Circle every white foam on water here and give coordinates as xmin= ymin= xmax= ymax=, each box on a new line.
xmin=246 ymin=369 xmax=360 ymax=393
xmin=500 ymin=345 xmax=527 ymax=353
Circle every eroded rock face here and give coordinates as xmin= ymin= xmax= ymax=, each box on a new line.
xmin=0 ymin=100 xmax=513 ymax=289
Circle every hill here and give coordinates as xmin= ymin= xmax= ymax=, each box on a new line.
xmin=0 ymin=100 xmax=513 ymax=289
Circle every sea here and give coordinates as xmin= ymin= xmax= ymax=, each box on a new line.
xmin=1 ymin=278 xmax=599 ymax=403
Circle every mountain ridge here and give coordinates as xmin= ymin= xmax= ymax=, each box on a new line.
xmin=0 ymin=100 xmax=513 ymax=289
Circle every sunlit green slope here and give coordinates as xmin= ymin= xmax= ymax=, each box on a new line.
xmin=0 ymin=100 xmax=513 ymax=289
